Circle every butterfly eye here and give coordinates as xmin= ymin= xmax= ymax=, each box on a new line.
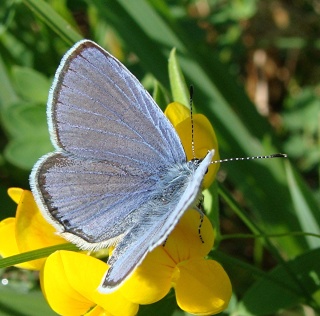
xmin=191 ymin=158 xmax=201 ymax=164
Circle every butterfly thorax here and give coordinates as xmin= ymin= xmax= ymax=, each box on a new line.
xmin=154 ymin=158 xmax=203 ymax=206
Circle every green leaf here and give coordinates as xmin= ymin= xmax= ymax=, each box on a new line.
xmin=0 ymin=55 xmax=19 ymax=110
xmin=285 ymin=161 xmax=320 ymax=249
xmin=4 ymin=134 xmax=53 ymax=170
xmin=0 ymin=286 xmax=57 ymax=316
xmin=236 ymin=248 xmax=320 ymax=315
xmin=2 ymin=103 xmax=53 ymax=169
xmin=22 ymin=0 xmax=82 ymax=45
xmin=168 ymin=48 xmax=190 ymax=108
xmin=12 ymin=66 xmax=51 ymax=104
xmin=2 ymin=102 xmax=48 ymax=137
xmin=152 ymin=80 xmax=170 ymax=110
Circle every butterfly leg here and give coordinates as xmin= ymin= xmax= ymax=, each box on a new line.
xmin=194 ymin=196 xmax=205 ymax=244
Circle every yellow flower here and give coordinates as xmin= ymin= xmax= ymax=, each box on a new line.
xmin=119 ymin=210 xmax=232 ymax=315
xmin=117 ymin=104 xmax=231 ymax=315
xmin=0 ymin=188 xmax=138 ymax=315
xmin=0 ymin=103 xmax=230 ymax=315
xmin=40 ymin=250 xmax=138 ymax=316
xmin=0 ymin=188 xmax=66 ymax=270
xmin=165 ymin=102 xmax=220 ymax=189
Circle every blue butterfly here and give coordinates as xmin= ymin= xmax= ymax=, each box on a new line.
xmin=30 ymin=40 xmax=213 ymax=292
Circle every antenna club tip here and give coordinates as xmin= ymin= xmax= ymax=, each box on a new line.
xmin=189 ymin=85 xmax=194 ymax=98
xmin=271 ymin=153 xmax=288 ymax=158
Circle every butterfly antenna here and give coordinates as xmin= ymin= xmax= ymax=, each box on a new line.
xmin=211 ymin=153 xmax=287 ymax=164
xmin=189 ymin=85 xmax=196 ymax=159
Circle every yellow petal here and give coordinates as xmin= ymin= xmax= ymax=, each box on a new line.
xmin=7 ymin=187 xmax=24 ymax=204
xmin=120 ymin=210 xmax=214 ymax=305
xmin=120 ymin=246 xmax=174 ymax=304
xmin=165 ymin=102 xmax=220 ymax=189
xmin=164 ymin=209 xmax=214 ymax=262
xmin=15 ymin=190 xmax=66 ymax=269
xmin=175 ymin=114 xmax=219 ymax=189
xmin=164 ymin=102 xmax=190 ymax=126
xmin=0 ymin=218 xmax=35 ymax=269
xmin=174 ymin=258 xmax=232 ymax=315
xmin=41 ymin=251 xmax=95 ymax=315
xmin=41 ymin=251 xmax=138 ymax=316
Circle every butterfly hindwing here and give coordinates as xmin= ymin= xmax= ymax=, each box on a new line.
xmin=32 ymin=152 xmax=158 ymax=249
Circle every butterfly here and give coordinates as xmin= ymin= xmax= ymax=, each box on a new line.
xmin=30 ymin=40 xmax=214 ymax=292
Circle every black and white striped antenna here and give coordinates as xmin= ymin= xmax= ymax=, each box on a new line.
xmin=188 ymin=86 xmax=287 ymax=164
xmin=211 ymin=153 xmax=287 ymax=164
xmin=189 ymin=85 xmax=196 ymax=159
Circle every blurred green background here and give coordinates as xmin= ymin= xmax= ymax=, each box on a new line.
xmin=0 ymin=0 xmax=319 ymax=315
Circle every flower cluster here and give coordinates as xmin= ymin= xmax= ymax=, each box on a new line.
xmin=0 ymin=103 xmax=231 ymax=315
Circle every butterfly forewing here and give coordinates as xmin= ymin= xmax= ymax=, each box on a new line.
xmin=48 ymin=40 xmax=186 ymax=170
